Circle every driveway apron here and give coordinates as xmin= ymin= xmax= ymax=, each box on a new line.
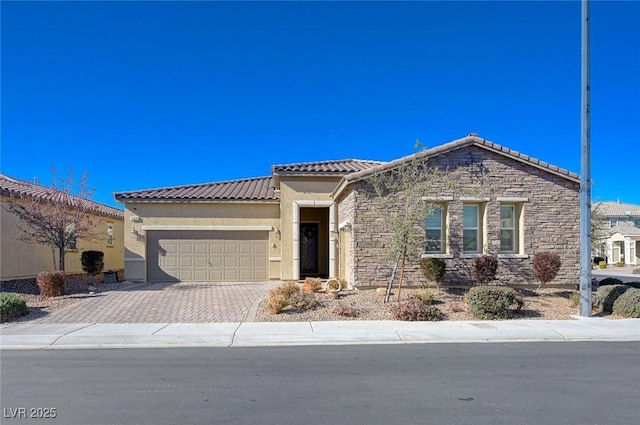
xmin=27 ymin=281 xmax=277 ymax=324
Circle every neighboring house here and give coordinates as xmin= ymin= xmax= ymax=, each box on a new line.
xmin=593 ymin=201 xmax=640 ymax=265
xmin=114 ymin=134 xmax=580 ymax=287
xmin=1 ymin=174 xmax=125 ymax=281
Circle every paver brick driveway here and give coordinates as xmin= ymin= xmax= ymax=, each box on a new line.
xmin=30 ymin=281 xmax=278 ymax=323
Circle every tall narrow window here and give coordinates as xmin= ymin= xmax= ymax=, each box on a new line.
xmin=66 ymin=223 xmax=77 ymax=250
xmin=425 ymin=205 xmax=444 ymax=253
xmin=500 ymin=205 xmax=515 ymax=252
xmin=107 ymin=223 xmax=114 ymax=246
xmin=463 ymin=205 xmax=480 ymax=252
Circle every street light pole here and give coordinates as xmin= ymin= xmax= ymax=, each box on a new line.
xmin=579 ymin=0 xmax=592 ymax=317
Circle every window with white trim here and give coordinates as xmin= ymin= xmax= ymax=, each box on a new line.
xmin=463 ymin=204 xmax=482 ymax=252
xmin=107 ymin=223 xmax=114 ymax=246
xmin=500 ymin=205 xmax=516 ymax=252
xmin=425 ymin=204 xmax=445 ymax=253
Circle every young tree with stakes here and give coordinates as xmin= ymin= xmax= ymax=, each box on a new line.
xmin=366 ymin=142 xmax=465 ymax=303
xmin=3 ymin=168 xmax=98 ymax=271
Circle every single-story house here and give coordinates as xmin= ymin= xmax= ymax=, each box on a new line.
xmin=593 ymin=201 xmax=640 ymax=265
xmin=1 ymin=174 xmax=125 ymax=281
xmin=114 ymin=134 xmax=580 ymax=287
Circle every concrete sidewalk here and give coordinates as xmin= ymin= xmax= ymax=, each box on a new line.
xmin=1 ymin=318 xmax=638 ymax=349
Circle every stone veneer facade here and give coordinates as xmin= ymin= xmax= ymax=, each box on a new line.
xmin=337 ymin=145 xmax=580 ymax=287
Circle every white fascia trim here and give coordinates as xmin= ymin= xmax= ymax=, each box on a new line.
xmin=421 ymin=196 xmax=454 ymax=201
xmin=124 ymin=257 xmax=145 ymax=262
xmin=497 ymin=254 xmax=530 ymax=259
xmin=294 ymin=200 xmax=333 ymax=207
xmin=459 ymin=197 xmax=491 ymax=201
xmin=497 ymin=197 xmax=530 ymax=202
xmin=141 ymin=225 xmax=273 ymax=231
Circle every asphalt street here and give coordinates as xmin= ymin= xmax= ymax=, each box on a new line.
xmin=1 ymin=342 xmax=638 ymax=425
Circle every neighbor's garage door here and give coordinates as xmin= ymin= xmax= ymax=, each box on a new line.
xmin=147 ymin=230 xmax=268 ymax=282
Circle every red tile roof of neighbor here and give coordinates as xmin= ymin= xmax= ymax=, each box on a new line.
xmin=0 ymin=174 xmax=124 ymax=219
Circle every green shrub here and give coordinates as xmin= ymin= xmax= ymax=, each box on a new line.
xmin=36 ymin=271 xmax=65 ymax=297
xmin=593 ymin=256 xmax=605 ymax=265
xmin=415 ymin=288 xmax=436 ymax=305
xmin=470 ymin=256 xmax=499 ymax=285
xmin=388 ymin=296 xmax=442 ymax=321
xmin=81 ymin=250 xmax=104 ymax=276
xmin=465 ymin=286 xmax=523 ymax=320
xmin=532 ymin=252 xmax=561 ymax=289
xmin=420 ymin=258 xmax=446 ymax=288
xmin=598 ymin=277 xmax=623 ymax=287
xmin=595 ymin=284 xmax=629 ymax=313
xmin=599 ymin=261 xmax=607 ymax=269
xmin=612 ymin=288 xmax=640 ymax=318
xmin=615 ymin=261 xmax=625 ymax=267
xmin=0 ymin=293 xmax=28 ymax=322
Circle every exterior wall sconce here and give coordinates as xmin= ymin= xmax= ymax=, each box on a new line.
xmin=338 ymin=220 xmax=352 ymax=232
xmin=274 ymin=228 xmax=281 ymax=238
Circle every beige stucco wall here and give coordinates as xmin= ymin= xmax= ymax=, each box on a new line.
xmin=277 ymin=176 xmax=341 ymax=280
xmin=1 ymin=196 xmax=124 ymax=280
xmin=121 ymin=201 xmax=280 ymax=281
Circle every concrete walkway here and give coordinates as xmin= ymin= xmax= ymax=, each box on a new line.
xmin=1 ymin=317 xmax=638 ymax=349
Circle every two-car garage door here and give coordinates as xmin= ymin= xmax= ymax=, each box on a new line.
xmin=147 ymin=230 xmax=268 ymax=282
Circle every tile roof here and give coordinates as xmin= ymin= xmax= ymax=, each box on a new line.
xmin=594 ymin=201 xmax=640 ymax=217
xmin=336 ymin=134 xmax=580 ymax=193
xmin=114 ymin=176 xmax=278 ymax=202
xmin=0 ymin=174 xmax=124 ymax=219
xmin=272 ymin=159 xmax=383 ymax=175
xmin=608 ymin=221 xmax=640 ymax=237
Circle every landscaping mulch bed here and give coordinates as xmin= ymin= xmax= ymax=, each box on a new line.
xmin=254 ymin=286 xmax=605 ymax=322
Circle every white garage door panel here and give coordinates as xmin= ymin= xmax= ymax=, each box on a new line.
xmin=147 ymin=230 xmax=268 ymax=282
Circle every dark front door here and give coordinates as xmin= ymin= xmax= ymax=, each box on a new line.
xmin=300 ymin=223 xmax=319 ymax=276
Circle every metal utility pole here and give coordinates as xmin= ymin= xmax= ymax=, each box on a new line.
xmin=579 ymin=0 xmax=592 ymax=317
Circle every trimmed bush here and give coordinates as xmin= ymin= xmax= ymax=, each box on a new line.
xmin=595 ymin=284 xmax=629 ymax=313
xmin=598 ymin=277 xmax=623 ymax=287
xmin=465 ymin=286 xmax=523 ymax=320
xmin=36 ymin=271 xmax=65 ymax=297
xmin=415 ymin=288 xmax=436 ymax=305
xmin=420 ymin=258 xmax=446 ymax=289
xmin=81 ymin=250 xmax=104 ymax=276
xmin=389 ymin=296 xmax=442 ymax=321
xmin=615 ymin=261 xmax=625 ymax=267
xmin=470 ymin=256 xmax=499 ymax=285
xmin=0 ymin=293 xmax=28 ymax=322
xmin=532 ymin=252 xmax=561 ymax=289
xmin=599 ymin=261 xmax=607 ymax=269
xmin=593 ymin=256 xmax=605 ymax=265
xmin=612 ymin=288 xmax=640 ymax=318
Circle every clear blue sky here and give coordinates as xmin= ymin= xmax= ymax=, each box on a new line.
xmin=2 ymin=1 xmax=639 ymax=209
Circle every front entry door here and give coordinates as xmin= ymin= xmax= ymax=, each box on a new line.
xmin=300 ymin=223 xmax=319 ymax=276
